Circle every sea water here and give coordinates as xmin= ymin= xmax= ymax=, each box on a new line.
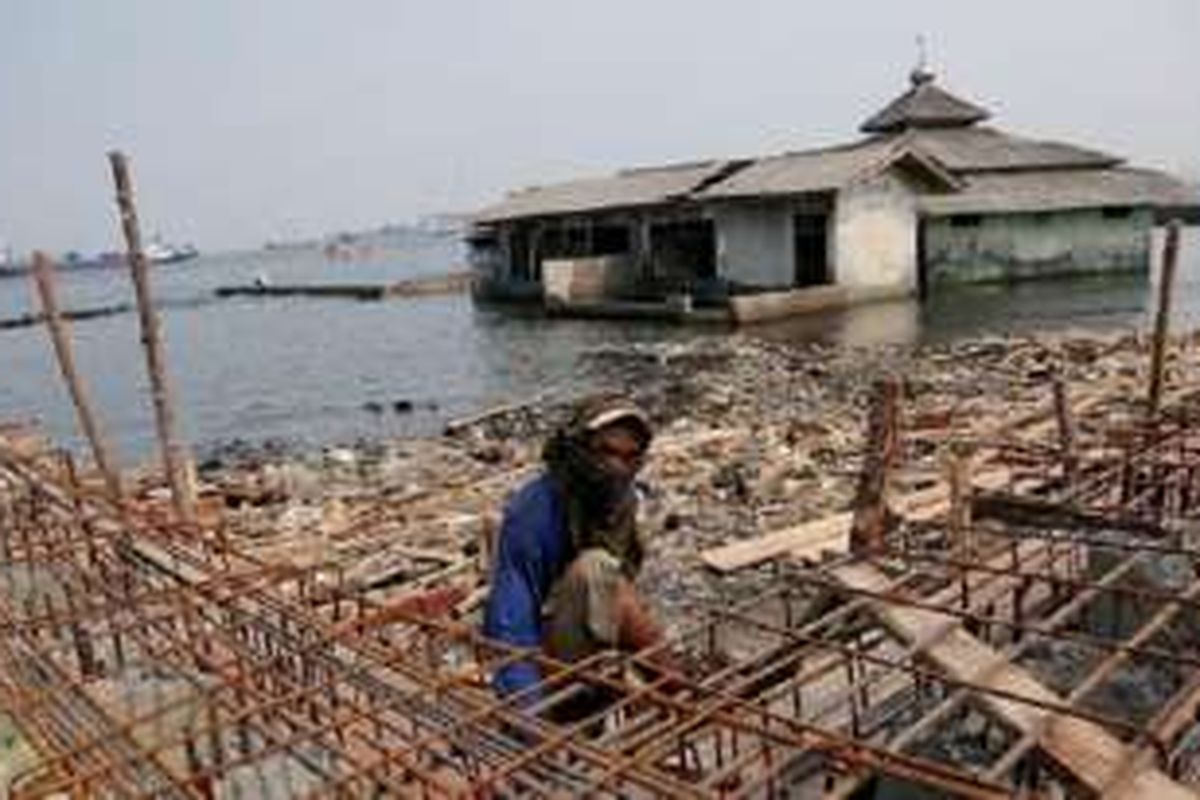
xmin=1 ymin=228 xmax=1197 ymax=461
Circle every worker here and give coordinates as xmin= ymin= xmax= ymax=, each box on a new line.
xmin=482 ymin=395 xmax=667 ymax=719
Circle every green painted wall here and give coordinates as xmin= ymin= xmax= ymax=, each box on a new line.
xmin=923 ymin=207 xmax=1153 ymax=285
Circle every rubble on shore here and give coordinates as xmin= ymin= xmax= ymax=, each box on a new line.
xmin=135 ymin=325 xmax=1181 ymax=632
xmin=9 ymin=323 xmax=1200 ymax=797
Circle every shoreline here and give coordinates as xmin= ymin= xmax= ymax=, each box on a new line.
xmin=50 ymin=324 xmax=1176 ymax=623
xmin=4 ymin=323 xmax=1200 ymax=793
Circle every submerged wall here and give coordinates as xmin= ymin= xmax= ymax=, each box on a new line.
xmin=923 ymin=208 xmax=1154 ymax=285
xmin=542 ymin=255 xmax=634 ymax=304
xmin=713 ymin=203 xmax=793 ymax=288
xmin=832 ymin=173 xmax=919 ymax=292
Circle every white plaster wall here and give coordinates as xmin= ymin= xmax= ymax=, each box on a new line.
xmin=542 ymin=255 xmax=633 ymax=302
xmin=712 ymin=203 xmax=793 ymax=288
xmin=832 ymin=173 xmax=919 ymax=291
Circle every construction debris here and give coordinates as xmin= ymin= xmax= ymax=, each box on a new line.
xmin=6 ymin=327 xmax=1200 ymax=796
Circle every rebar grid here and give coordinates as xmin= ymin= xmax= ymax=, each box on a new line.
xmin=0 ymin=442 xmax=1014 ymax=798
xmin=3 ymin=388 xmax=1200 ymax=797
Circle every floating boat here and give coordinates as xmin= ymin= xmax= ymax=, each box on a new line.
xmin=144 ymin=239 xmax=199 ymax=264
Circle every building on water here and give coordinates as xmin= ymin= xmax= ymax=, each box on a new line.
xmin=468 ymin=68 xmax=1196 ymax=322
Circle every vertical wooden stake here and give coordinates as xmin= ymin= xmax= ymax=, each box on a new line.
xmin=30 ymin=251 xmax=124 ymax=503
xmin=108 ymin=150 xmax=196 ymax=524
xmin=1148 ymin=219 xmax=1182 ymax=419
xmin=1052 ymin=375 xmax=1078 ymax=490
xmin=849 ymin=377 xmax=901 ymax=554
xmin=948 ymin=441 xmax=975 ymax=609
xmin=478 ymin=513 xmax=497 ymax=576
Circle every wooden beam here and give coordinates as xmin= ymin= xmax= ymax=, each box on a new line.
xmin=704 ymin=374 xmax=1200 ymax=573
xmin=701 ymin=379 xmax=1115 ymax=573
xmin=985 ymin=577 xmax=1200 ymax=782
xmin=831 ymin=561 xmax=1195 ymax=799
xmin=973 ymin=491 xmax=1168 ymax=535
xmin=827 ymin=547 xmax=1153 ymax=799
xmin=701 ymin=467 xmax=1011 ymax=572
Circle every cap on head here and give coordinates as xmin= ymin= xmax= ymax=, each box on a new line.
xmin=573 ymin=395 xmax=652 ymax=449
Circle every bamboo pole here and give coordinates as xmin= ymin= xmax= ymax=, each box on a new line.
xmin=1148 ymin=219 xmax=1182 ymax=418
xmin=107 ymin=150 xmax=196 ymax=524
xmin=30 ymin=251 xmax=124 ymax=503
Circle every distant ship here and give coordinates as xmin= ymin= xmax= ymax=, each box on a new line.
xmin=55 ymin=239 xmax=199 ymax=272
xmin=0 ymin=245 xmax=20 ymax=277
xmin=0 ymin=238 xmax=200 ymax=277
xmin=144 ymin=239 xmax=199 ymax=265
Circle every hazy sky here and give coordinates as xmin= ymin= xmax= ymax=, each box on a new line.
xmin=1 ymin=0 xmax=1197 ymax=254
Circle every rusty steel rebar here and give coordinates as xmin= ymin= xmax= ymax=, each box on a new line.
xmin=5 ymin=362 xmax=1200 ymax=797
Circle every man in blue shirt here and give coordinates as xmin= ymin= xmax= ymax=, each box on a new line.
xmin=482 ymin=395 xmax=665 ymax=716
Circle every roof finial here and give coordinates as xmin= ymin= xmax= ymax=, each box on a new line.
xmin=911 ymin=34 xmax=935 ymax=86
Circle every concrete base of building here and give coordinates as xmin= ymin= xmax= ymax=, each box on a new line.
xmin=534 ymin=284 xmax=912 ymax=325
xmin=728 ymin=285 xmax=912 ymax=324
xmin=544 ymin=298 xmax=731 ymax=324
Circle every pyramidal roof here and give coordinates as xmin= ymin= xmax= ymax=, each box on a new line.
xmin=860 ymin=69 xmax=991 ymax=134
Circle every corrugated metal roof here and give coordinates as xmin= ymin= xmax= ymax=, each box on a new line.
xmin=860 ymin=70 xmax=990 ymax=133
xmin=694 ymin=140 xmax=888 ymax=199
xmin=919 ymin=167 xmax=1196 ymax=215
xmin=472 ymin=72 xmax=1185 ymax=222
xmin=473 ymin=161 xmax=732 ymax=223
xmin=696 ymin=138 xmax=962 ymax=199
xmin=907 ymin=127 xmax=1121 ymax=172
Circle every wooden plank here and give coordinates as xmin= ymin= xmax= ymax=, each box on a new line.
xmin=701 ymin=467 xmax=1011 ymax=572
xmin=701 ymin=375 xmax=1158 ymax=574
xmin=832 ymin=561 xmax=1195 ymax=799
xmin=985 ymin=578 xmax=1200 ymax=783
xmin=798 ymin=541 xmax=1055 ymax=739
xmin=827 ymin=554 xmax=1154 ymax=800
xmin=701 ymin=509 xmax=851 ymax=572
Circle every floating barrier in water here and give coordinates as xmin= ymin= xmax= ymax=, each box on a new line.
xmin=214 ymin=270 xmax=473 ymax=301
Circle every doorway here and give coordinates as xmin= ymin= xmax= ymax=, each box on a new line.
xmin=650 ymin=220 xmax=717 ymax=282
xmin=916 ymin=219 xmax=929 ymax=299
xmin=793 ymin=214 xmax=829 ymax=287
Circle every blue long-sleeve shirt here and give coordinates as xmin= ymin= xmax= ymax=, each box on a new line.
xmin=482 ymin=473 xmax=572 ymax=703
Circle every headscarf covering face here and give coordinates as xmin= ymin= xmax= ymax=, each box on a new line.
xmin=543 ymin=395 xmax=652 ymax=577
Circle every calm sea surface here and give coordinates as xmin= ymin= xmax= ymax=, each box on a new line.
xmin=2 ymin=228 xmax=1198 ymax=462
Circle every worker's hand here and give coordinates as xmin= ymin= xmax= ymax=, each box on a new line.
xmin=614 ymin=580 xmax=663 ymax=652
